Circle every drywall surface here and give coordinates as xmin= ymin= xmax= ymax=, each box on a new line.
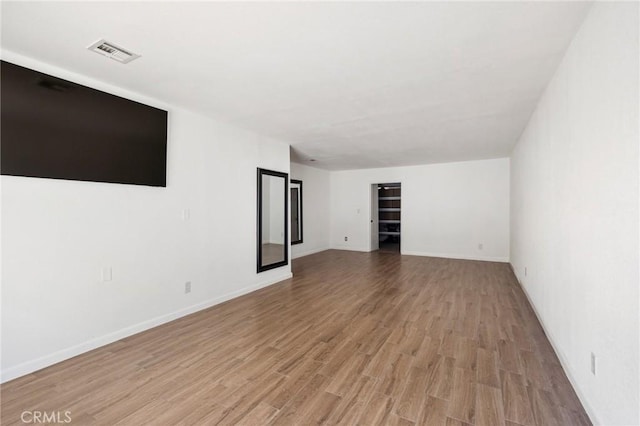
xmin=329 ymin=158 xmax=510 ymax=261
xmin=1 ymin=52 xmax=292 ymax=382
xmin=290 ymin=163 xmax=330 ymax=259
xmin=510 ymin=3 xmax=639 ymax=424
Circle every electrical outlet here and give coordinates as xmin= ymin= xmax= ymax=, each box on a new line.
xmin=344 ymin=236 xmax=348 ymax=241
xmin=185 ymin=281 xmax=191 ymax=294
xmin=591 ymin=352 xmax=596 ymax=375
xmin=478 ymin=243 xmax=483 ymax=250
xmin=524 ymin=267 xmax=528 ymax=277
xmin=181 ymin=208 xmax=191 ymax=221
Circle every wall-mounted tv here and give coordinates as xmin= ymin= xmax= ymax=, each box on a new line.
xmin=1 ymin=61 xmax=168 ymax=187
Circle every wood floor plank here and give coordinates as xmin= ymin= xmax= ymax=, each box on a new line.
xmin=216 ymin=372 xmax=287 ymax=425
xmin=394 ymin=366 xmax=430 ymax=421
xmin=0 ymin=250 xmax=591 ymax=426
xmin=235 ymin=401 xmax=279 ymax=426
xmin=391 ymin=325 xmax=427 ymax=357
xmin=355 ymin=392 xmax=394 ymax=425
xmin=326 ymin=375 xmax=377 ymax=424
xmin=476 ymin=347 xmax=501 ymax=388
xmin=412 ymin=335 xmax=439 ymax=370
xmin=498 ymin=339 xmax=523 ymax=374
xmin=475 ymin=383 xmax=506 ymax=426
xmin=520 ymin=349 xmax=552 ymax=390
xmin=502 ymin=371 xmax=535 ymax=426
xmin=528 ymin=386 xmax=564 ymax=426
xmin=446 ymin=417 xmax=474 ymax=426
xmin=194 ymin=404 xmax=235 ymax=425
xmin=376 ymin=352 xmax=414 ymax=399
xmin=454 ymin=337 xmax=478 ymax=370
xmin=389 ymin=414 xmax=417 ymax=426
xmin=362 ymin=342 xmax=397 ymax=378
xmin=559 ymin=405 xmax=592 ymax=426
xmin=544 ymin=361 xmax=585 ymax=412
xmin=418 ymin=395 xmax=449 ymax=425
xmin=512 ymin=325 xmax=534 ymax=352
xmin=269 ymin=374 xmax=330 ymax=425
xmin=325 ymin=352 xmax=371 ymax=397
xmin=447 ymin=367 xmax=477 ymax=424
xmin=266 ymin=358 xmax=324 ymax=410
xmin=298 ymin=391 xmax=342 ymax=425
xmin=425 ymin=356 xmax=455 ymax=401
xmin=478 ymin=322 xmax=500 ymax=351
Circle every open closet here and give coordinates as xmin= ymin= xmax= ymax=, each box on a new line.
xmin=377 ymin=183 xmax=401 ymax=252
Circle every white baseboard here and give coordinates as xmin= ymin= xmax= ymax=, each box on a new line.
xmin=330 ymin=245 xmax=371 ymax=253
xmin=0 ymin=272 xmax=292 ymax=384
xmin=508 ymin=264 xmax=599 ymax=426
xmin=401 ymin=250 xmax=509 ymax=263
xmin=291 ymin=247 xmax=329 ymax=259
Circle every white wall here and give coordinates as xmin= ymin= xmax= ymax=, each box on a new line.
xmin=1 ymin=52 xmax=292 ymax=382
xmin=330 ymin=158 xmax=510 ymax=262
xmin=290 ymin=163 xmax=331 ymax=259
xmin=510 ymin=3 xmax=639 ymax=425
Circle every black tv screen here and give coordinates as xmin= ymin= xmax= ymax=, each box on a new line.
xmin=1 ymin=61 xmax=168 ymax=187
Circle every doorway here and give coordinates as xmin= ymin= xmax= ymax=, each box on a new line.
xmin=372 ymin=182 xmax=401 ymax=253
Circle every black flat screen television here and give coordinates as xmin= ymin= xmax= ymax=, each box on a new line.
xmin=1 ymin=61 xmax=168 ymax=187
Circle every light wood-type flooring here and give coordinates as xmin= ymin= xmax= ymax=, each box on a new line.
xmin=1 ymin=250 xmax=591 ymax=425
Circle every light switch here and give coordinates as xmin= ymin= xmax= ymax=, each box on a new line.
xmin=101 ymin=267 xmax=112 ymax=282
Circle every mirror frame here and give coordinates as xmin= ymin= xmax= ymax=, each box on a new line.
xmin=257 ymin=168 xmax=289 ymax=273
xmin=290 ymin=179 xmax=303 ymax=245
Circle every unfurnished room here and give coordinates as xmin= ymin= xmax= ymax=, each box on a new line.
xmin=0 ymin=1 xmax=638 ymax=425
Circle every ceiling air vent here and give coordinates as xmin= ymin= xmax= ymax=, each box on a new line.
xmin=87 ymin=39 xmax=140 ymax=64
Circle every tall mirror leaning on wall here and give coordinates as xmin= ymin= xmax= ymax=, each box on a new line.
xmin=290 ymin=179 xmax=303 ymax=245
xmin=257 ymin=168 xmax=288 ymax=272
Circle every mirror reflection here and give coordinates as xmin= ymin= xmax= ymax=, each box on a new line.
xmin=290 ymin=179 xmax=303 ymax=245
xmin=257 ymin=168 xmax=288 ymax=272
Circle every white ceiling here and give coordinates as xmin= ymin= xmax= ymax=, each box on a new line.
xmin=1 ymin=1 xmax=591 ymax=170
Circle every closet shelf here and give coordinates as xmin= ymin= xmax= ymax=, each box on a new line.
xmin=379 ymin=196 xmax=401 ymax=200
xmin=379 ymin=231 xmax=401 ymax=236
xmin=379 ymin=220 xmax=400 ymax=224
xmin=379 ymin=208 xmax=401 ymax=212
